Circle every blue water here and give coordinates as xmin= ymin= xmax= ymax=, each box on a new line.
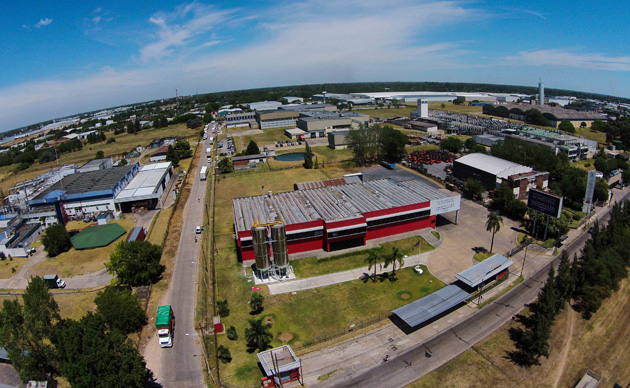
xmin=275 ymin=152 xmax=306 ymax=161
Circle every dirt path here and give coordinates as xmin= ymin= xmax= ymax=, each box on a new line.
xmin=553 ymin=308 xmax=576 ymax=388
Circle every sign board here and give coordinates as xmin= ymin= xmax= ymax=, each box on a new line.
xmin=430 ymin=195 xmax=461 ymax=216
xmin=527 ymin=189 xmax=563 ymax=218
xmin=582 ymin=170 xmax=596 ymax=214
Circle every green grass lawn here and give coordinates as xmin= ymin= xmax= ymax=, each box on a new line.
xmin=473 ymin=251 xmax=495 ymax=262
xmin=0 ymin=257 xmax=28 ymax=279
xmin=291 ymin=236 xmax=434 ymax=278
xmin=217 ymin=266 xmax=444 ymax=386
xmin=571 ymin=158 xmax=595 ymax=171
xmin=428 ymin=102 xmax=483 ymax=115
xmin=240 ymin=127 xmax=293 ymax=147
xmin=352 ymin=106 xmax=417 ymax=119
xmin=574 ymin=126 xmax=607 ymax=144
xmin=146 ymin=207 xmax=174 ymax=245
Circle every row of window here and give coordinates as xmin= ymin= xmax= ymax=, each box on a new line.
xmin=328 ymin=226 xmax=367 ymax=239
xmin=367 ymin=210 xmax=430 ymax=227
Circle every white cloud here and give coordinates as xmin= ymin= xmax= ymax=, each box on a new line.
xmin=35 ymin=18 xmax=53 ymax=28
xmin=506 ymin=49 xmax=630 ymax=71
xmin=139 ymin=3 xmax=230 ymax=62
xmin=92 ymin=16 xmax=101 ymax=25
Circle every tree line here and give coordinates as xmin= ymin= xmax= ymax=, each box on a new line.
xmin=510 ymin=201 xmax=630 ymax=366
xmin=346 ymin=124 xmax=408 ymax=165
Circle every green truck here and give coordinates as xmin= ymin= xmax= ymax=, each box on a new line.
xmin=43 ymin=274 xmax=66 ymax=289
xmin=156 ymin=305 xmax=174 ymax=348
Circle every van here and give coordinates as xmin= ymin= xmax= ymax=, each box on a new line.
xmin=196 ymin=226 xmax=202 ymax=234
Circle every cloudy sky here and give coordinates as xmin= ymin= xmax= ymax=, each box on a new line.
xmin=3 ymin=0 xmax=630 ymax=131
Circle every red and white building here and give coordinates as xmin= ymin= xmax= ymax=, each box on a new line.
xmin=233 ymin=178 xmax=460 ymax=261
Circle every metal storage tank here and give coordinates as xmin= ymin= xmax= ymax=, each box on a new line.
xmin=252 ymin=226 xmax=271 ymax=271
xmin=271 ymin=224 xmax=289 ymax=268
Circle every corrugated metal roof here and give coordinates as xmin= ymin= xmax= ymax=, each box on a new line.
xmin=257 ymin=345 xmax=300 ymax=377
xmin=455 ymin=254 xmax=513 ymax=288
xmin=455 ymin=153 xmax=532 ymax=179
xmin=392 ymin=285 xmax=470 ymax=328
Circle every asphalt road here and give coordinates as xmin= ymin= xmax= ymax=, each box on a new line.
xmin=333 ymin=190 xmax=628 ymax=388
xmin=156 ymin=138 xmax=210 ymax=388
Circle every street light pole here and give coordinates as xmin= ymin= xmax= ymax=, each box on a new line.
xmin=520 ymin=245 xmax=529 ymax=277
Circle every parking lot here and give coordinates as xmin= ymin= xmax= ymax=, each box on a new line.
xmin=424 ymin=161 xmax=450 ymax=180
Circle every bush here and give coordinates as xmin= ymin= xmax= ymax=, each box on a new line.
xmin=42 ymin=224 xmax=72 ymax=257
xmin=227 ymin=326 xmax=238 ymax=340
xmin=584 ymin=163 xmax=591 ymax=167
xmin=249 ymin=292 xmax=264 ymax=314
xmin=105 ymin=241 xmax=164 ymax=286
xmin=572 ymin=213 xmax=582 ymax=221
xmin=217 ymin=299 xmax=230 ymax=317
xmin=106 ymin=137 xmax=116 ymax=144
xmin=217 ymin=345 xmax=232 ymax=363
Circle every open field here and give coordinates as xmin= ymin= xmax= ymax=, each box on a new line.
xmin=218 ymin=266 xmax=445 ymax=386
xmin=574 ymin=126 xmax=607 ymax=144
xmin=0 ymin=257 xmax=28 ymax=279
xmin=30 ymin=217 xmax=135 ymax=278
xmin=428 ymin=102 xmax=484 ymax=114
xmin=0 ymin=123 xmax=199 ymax=194
xmin=571 ymin=158 xmax=595 ymax=171
xmin=240 ymin=127 xmax=294 ymax=146
xmin=0 ymin=291 xmax=97 ymax=320
xmin=146 ymin=207 xmax=174 ymax=245
xmin=353 ymin=106 xmax=417 ymax=118
xmin=408 ymin=277 xmax=630 ymax=388
xmin=291 ymin=236 xmax=434 ymax=278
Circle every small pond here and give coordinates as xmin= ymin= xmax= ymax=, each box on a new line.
xmin=275 ymin=152 xmax=306 ymax=161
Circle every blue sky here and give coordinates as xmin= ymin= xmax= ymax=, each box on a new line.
xmin=2 ymin=0 xmax=630 ymax=131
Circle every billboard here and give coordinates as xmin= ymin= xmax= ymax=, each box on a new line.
xmin=527 ymin=189 xmax=563 ymax=218
xmin=430 ymin=195 xmax=461 ymax=216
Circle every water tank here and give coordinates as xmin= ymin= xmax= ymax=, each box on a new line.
xmin=271 ymin=224 xmax=289 ymax=268
xmin=251 ymin=226 xmax=271 ymax=271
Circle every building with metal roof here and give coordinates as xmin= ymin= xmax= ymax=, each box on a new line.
xmin=257 ymin=345 xmax=302 ymax=385
xmin=455 ymin=254 xmax=513 ymax=289
xmin=29 ymin=165 xmax=139 ymax=221
xmin=453 ymin=153 xmax=534 ymax=190
xmin=233 ymin=178 xmax=460 ymax=260
xmin=483 ymin=103 xmax=608 ymax=128
xmin=114 ymin=162 xmax=173 ymax=212
xmin=392 ymin=285 xmax=470 ymax=329
xmin=77 ymin=157 xmax=113 ymax=173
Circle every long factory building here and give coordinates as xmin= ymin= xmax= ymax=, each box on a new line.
xmin=233 ymin=178 xmax=460 ymax=261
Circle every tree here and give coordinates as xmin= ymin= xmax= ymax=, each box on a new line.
xmin=245 ymin=140 xmax=260 ymax=155
xmin=105 ymin=241 xmax=164 ymax=286
xmin=463 ymin=178 xmax=485 ymax=201
xmin=217 ymin=299 xmax=230 ymax=317
xmin=346 ymin=124 xmax=379 ymax=165
xmin=165 ymin=145 xmax=180 ymax=166
xmin=525 ymin=109 xmax=550 ymax=126
xmin=554 ymin=251 xmax=574 ymax=312
xmin=0 ymin=277 xmax=60 ymax=381
xmin=227 ymin=326 xmax=238 ymax=340
xmin=95 ymin=150 xmax=105 ymax=159
xmin=94 ymin=286 xmax=147 ymax=335
xmin=249 ymin=292 xmax=264 ymax=314
xmin=594 ymin=179 xmax=609 ymax=203
xmin=217 ymin=345 xmax=232 ymax=363
xmin=383 ymin=247 xmax=404 ymax=278
xmin=42 ymin=223 xmax=72 ymax=257
xmin=558 ymin=120 xmax=576 ymax=134
xmin=55 ymin=312 xmax=154 ymax=388
xmin=303 ymin=142 xmax=313 ymax=169
xmin=365 ymin=250 xmax=381 ymax=283
xmin=580 ymin=122 xmax=587 ymax=128
xmin=464 ymin=138 xmax=477 ymax=150
xmin=486 ymin=211 xmax=503 ymax=252
xmin=491 ymin=183 xmax=528 ymax=220
xmin=218 ymin=157 xmax=233 ymax=174
xmin=245 ymin=318 xmax=272 ymax=352
xmin=440 ymin=137 xmax=463 ymax=153
xmin=453 ymin=97 xmax=465 ymax=105
xmin=314 ymin=156 xmax=319 ymax=169
xmin=379 ymin=126 xmax=407 ymax=162
xmin=622 ymin=169 xmax=630 ymax=185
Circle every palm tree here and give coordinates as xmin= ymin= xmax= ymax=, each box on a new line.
xmin=383 ymin=247 xmax=405 ymax=278
xmin=365 ymin=250 xmax=381 ymax=282
xmin=245 ymin=318 xmax=272 ymax=352
xmin=486 ymin=211 xmax=504 ymax=253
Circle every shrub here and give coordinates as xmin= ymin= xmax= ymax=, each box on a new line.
xmin=227 ymin=326 xmax=238 ymax=340
xmin=217 ymin=345 xmax=232 ymax=363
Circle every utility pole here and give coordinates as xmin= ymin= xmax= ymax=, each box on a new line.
xmin=520 ymin=245 xmax=529 ymax=277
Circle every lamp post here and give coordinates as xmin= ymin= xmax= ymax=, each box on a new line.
xmin=520 ymin=245 xmax=529 ymax=277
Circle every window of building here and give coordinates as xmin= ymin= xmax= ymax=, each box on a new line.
xmin=327 ymin=226 xmax=367 ymax=238
xmin=367 ymin=210 xmax=430 ymax=227
xmin=286 ymin=229 xmax=324 ymax=241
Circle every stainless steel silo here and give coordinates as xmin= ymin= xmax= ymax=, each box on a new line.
xmin=251 ymin=226 xmax=271 ymax=271
xmin=271 ymin=224 xmax=289 ymax=268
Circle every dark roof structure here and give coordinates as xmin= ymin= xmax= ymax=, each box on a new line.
xmin=455 ymin=254 xmax=513 ymax=288
xmin=392 ymin=285 xmax=470 ymax=328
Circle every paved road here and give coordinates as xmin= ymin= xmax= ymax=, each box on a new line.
xmin=329 ymin=190 xmax=628 ymax=388
xmin=152 ymin=138 xmax=210 ymax=387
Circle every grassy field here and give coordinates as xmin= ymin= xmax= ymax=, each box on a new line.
xmin=218 ymin=266 xmax=444 ymax=386
xmin=240 ymin=127 xmax=294 ymax=147
xmin=428 ymin=102 xmax=484 ymax=114
xmin=353 ymin=106 xmax=417 ymax=119
xmin=291 ymin=236 xmax=434 ymax=278
xmin=572 ymin=158 xmax=596 ymax=171
xmin=574 ymin=126 xmax=607 ymax=144
xmin=146 ymin=207 xmax=174 ymax=245
xmin=473 ymin=251 xmax=494 ymax=262
xmin=0 ymin=291 xmax=97 ymax=320
xmin=0 ymin=123 xmax=199 ymax=194
xmin=30 ymin=217 xmax=135 ymax=278
xmin=0 ymin=257 xmax=28 ymax=278
xmin=408 ymin=277 xmax=630 ymax=388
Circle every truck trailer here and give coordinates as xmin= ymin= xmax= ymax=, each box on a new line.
xmin=200 ymin=166 xmax=208 ymax=180
xmin=43 ymin=274 xmax=66 ymax=289
xmin=156 ymin=305 xmax=174 ymax=348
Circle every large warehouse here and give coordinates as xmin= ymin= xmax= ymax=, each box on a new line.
xmin=28 ymin=164 xmax=139 ymax=222
xmin=232 ymin=178 xmax=460 ymax=261
xmin=483 ymin=104 xmax=608 ymax=128
xmin=114 ymin=162 xmax=173 ymax=212
xmin=453 ymin=153 xmax=545 ymax=191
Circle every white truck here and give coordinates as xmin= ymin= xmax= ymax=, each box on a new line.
xmin=209 ymin=136 xmax=214 ymax=145
xmin=200 ymin=166 xmax=208 ymax=180
xmin=206 ymin=147 xmax=212 ymax=154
